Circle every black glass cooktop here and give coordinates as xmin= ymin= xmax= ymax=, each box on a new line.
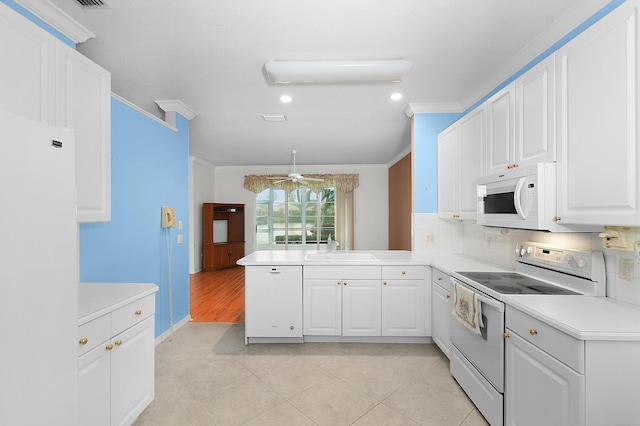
xmin=457 ymin=272 xmax=579 ymax=295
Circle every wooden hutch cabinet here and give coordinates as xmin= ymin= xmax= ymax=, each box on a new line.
xmin=202 ymin=203 xmax=245 ymax=271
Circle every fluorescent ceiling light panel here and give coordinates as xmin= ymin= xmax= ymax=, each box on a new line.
xmin=265 ymin=59 xmax=412 ymax=84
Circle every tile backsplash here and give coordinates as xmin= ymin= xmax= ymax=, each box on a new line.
xmin=412 ymin=214 xmax=640 ymax=306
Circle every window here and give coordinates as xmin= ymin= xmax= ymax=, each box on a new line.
xmin=256 ymin=187 xmax=336 ymax=250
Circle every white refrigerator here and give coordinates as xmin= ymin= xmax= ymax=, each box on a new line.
xmin=0 ymin=110 xmax=79 ymax=425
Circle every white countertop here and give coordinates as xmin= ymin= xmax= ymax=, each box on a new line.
xmin=237 ymin=250 xmax=429 ymax=266
xmin=79 ymin=282 xmax=158 ymax=325
xmin=504 ymin=294 xmax=640 ymax=341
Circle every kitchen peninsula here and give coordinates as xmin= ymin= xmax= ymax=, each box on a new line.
xmin=238 ymin=250 xmax=432 ymax=345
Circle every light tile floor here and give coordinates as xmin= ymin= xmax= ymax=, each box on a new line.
xmin=134 ymin=322 xmax=490 ymax=426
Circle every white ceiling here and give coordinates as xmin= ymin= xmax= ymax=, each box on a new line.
xmin=45 ymin=0 xmax=606 ymax=167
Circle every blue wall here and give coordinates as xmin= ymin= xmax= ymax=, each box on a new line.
xmin=1 ymin=0 xmax=74 ymax=46
xmin=80 ymin=99 xmax=191 ymax=337
xmin=413 ymin=0 xmax=627 ymax=213
xmin=413 ymin=114 xmax=461 ymax=213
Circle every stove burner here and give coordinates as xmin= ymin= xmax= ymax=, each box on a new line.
xmin=456 ymin=271 xmax=579 ymax=295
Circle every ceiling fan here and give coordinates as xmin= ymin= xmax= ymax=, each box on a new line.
xmin=269 ymin=150 xmax=324 ymax=184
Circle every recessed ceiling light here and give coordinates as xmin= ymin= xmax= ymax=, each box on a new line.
xmin=390 ymin=93 xmax=403 ymax=101
xmin=280 ymin=95 xmax=292 ymax=103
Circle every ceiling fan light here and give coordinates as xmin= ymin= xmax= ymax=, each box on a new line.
xmin=265 ymin=59 xmax=413 ymax=84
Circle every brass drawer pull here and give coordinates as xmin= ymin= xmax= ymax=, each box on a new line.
xmin=106 ymin=344 xmax=114 ymax=351
xmin=79 ymin=338 xmax=88 ymax=345
xmin=115 ymin=340 xmax=123 ymax=346
xmin=503 ymin=332 xmax=510 ymax=339
xmin=529 ymin=329 xmax=538 ymax=336
xmin=135 ymin=309 xmax=142 ymax=316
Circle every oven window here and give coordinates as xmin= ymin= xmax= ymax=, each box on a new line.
xmin=484 ymin=192 xmax=517 ymax=214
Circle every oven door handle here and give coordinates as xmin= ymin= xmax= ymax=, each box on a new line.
xmin=451 ymin=278 xmax=505 ymax=312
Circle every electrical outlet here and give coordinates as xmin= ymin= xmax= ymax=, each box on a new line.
xmin=619 ymin=257 xmax=634 ymax=281
xmin=177 ymin=234 xmax=183 ymax=244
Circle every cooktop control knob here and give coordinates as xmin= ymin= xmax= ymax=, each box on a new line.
xmin=520 ymin=248 xmax=527 ymax=256
xmin=527 ymin=246 xmax=533 ymax=254
xmin=577 ymin=259 xmax=586 ymax=268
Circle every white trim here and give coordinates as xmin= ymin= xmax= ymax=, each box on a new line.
xmin=154 ymin=315 xmax=191 ymax=345
xmin=14 ymin=0 xmax=94 ymax=43
xmin=111 ymin=92 xmax=178 ymax=132
xmin=191 ymin=156 xmax=217 ymax=169
xmin=155 ymin=100 xmax=197 ymax=120
xmin=404 ymin=102 xmax=463 ymax=116
xmin=386 ymin=146 xmax=411 ymax=168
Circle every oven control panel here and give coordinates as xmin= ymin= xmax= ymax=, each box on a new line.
xmin=515 ymin=242 xmax=594 ymax=279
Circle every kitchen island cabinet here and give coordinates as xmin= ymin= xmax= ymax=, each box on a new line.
xmin=238 ymin=250 xmax=431 ymax=343
xmin=78 ymin=283 xmax=158 ymax=426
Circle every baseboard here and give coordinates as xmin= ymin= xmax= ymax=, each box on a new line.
xmin=155 ymin=315 xmax=191 ymax=345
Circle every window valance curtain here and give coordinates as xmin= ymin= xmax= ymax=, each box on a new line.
xmin=243 ymin=173 xmax=359 ymax=194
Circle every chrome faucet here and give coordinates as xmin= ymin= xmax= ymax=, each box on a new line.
xmin=327 ymin=234 xmax=340 ymax=252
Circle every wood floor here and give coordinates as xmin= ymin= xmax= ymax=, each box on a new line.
xmin=190 ymin=266 xmax=245 ymax=323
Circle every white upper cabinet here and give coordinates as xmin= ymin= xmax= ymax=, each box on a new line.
xmin=486 ymin=55 xmax=556 ymax=175
xmin=515 ymin=54 xmax=556 ymax=167
xmin=57 ymin=42 xmax=111 ymax=223
xmin=437 ymin=105 xmax=485 ymax=220
xmin=0 ymin=3 xmax=56 ymax=125
xmin=556 ymin=0 xmax=640 ymax=226
xmin=0 ymin=5 xmax=112 ymax=223
xmin=486 ymin=82 xmax=515 ymax=174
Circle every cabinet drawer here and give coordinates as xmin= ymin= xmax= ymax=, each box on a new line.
xmin=506 ymin=306 xmax=584 ymax=373
xmin=304 ymin=265 xmax=381 ymax=279
xmin=382 ymin=265 xmax=424 ymax=280
xmin=78 ymin=314 xmax=110 ymax=356
xmin=112 ymin=294 xmax=155 ymax=336
xmin=432 ymin=269 xmax=452 ymax=292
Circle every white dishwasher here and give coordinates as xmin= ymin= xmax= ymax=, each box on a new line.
xmin=245 ymin=265 xmax=303 ymax=344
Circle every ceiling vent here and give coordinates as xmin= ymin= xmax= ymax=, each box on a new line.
xmin=75 ymin=0 xmax=111 ymax=9
xmin=261 ymin=114 xmax=287 ymax=122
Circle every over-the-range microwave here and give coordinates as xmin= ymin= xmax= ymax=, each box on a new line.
xmin=476 ymin=163 xmax=598 ymax=232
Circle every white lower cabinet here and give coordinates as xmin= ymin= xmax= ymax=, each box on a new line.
xmin=505 ymin=305 xmax=640 ymax=426
xmin=381 ymin=266 xmax=425 ymax=337
xmin=303 ymin=266 xmax=382 ymax=336
xmin=245 ymin=266 xmax=303 ymax=339
xmin=431 ymin=268 xmax=452 ymax=358
xmin=78 ymin=289 xmax=156 ymax=426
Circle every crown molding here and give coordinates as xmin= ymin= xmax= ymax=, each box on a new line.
xmin=386 ymin=146 xmax=411 ymax=168
xmin=404 ymin=102 xmax=463 ymax=117
xmin=14 ymin=0 xmax=95 ymax=43
xmin=155 ymin=100 xmax=197 ymax=120
xmin=112 ymin=93 xmax=178 ymax=132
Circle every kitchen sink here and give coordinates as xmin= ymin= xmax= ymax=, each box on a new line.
xmin=304 ymin=252 xmax=379 ymax=261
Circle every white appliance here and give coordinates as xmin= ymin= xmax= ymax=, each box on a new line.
xmin=476 ymin=163 xmax=597 ymax=232
xmin=0 ymin=110 xmax=79 ymax=424
xmin=448 ymin=241 xmax=605 ymax=426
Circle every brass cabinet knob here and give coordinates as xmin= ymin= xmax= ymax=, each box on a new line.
xmin=437 ymin=277 xmax=442 ymax=281
xmin=503 ymin=332 xmax=510 ymax=339
xmin=383 ymin=281 xmax=387 ymax=285
xmin=553 ymin=216 xmax=561 ymax=222
xmin=106 ymin=344 xmax=114 ymax=351
xmin=135 ymin=309 xmax=142 ymax=316
xmin=79 ymin=338 xmax=88 ymax=345
xmin=115 ymin=340 xmax=123 ymax=346
xmin=529 ymin=329 xmax=538 ymax=336
xmin=337 ymin=281 xmax=341 ymax=285
xmin=344 ymin=281 xmax=347 ymax=286
xmin=446 ymin=294 xmax=451 ymax=299
xmin=402 ymin=271 xmax=406 ymax=275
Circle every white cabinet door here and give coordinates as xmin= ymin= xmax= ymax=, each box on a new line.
xmin=79 ymin=343 xmax=111 ymax=426
xmin=381 ymin=279 xmax=425 ymax=336
xmin=342 ymin=279 xmax=381 ymax=337
xmin=0 ymin=3 xmax=56 ymax=125
xmin=110 ymin=316 xmax=155 ymax=426
xmin=486 ymin=82 xmax=515 ymax=174
xmin=303 ymin=279 xmax=342 ymax=336
xmin=56 ymin=41 xmax=112 ymax=223
xmin=458 ymin=105 xmax=486 ymax=217
xmin=245 ymin=266 xmax=302 ymax=338
xmin=515 ymin=54 xmax=556 ymax=167
xmin=505 ymin=331 xmax=584 ymax=426
xmin=432 ymin=279 xmax=452 ymax=358
xmin=556 ymin=1 xmax=640 ymax=226
xmin=437 ymin=124 xmax=459 ymax=219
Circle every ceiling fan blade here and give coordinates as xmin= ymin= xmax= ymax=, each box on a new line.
xmin=272 ymin=179 xmax=288 ymax=184
xmin=266 ymin=176 xmax=287 ymax=179
xmin=302 ymin=177 xmax=324 ymax=181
